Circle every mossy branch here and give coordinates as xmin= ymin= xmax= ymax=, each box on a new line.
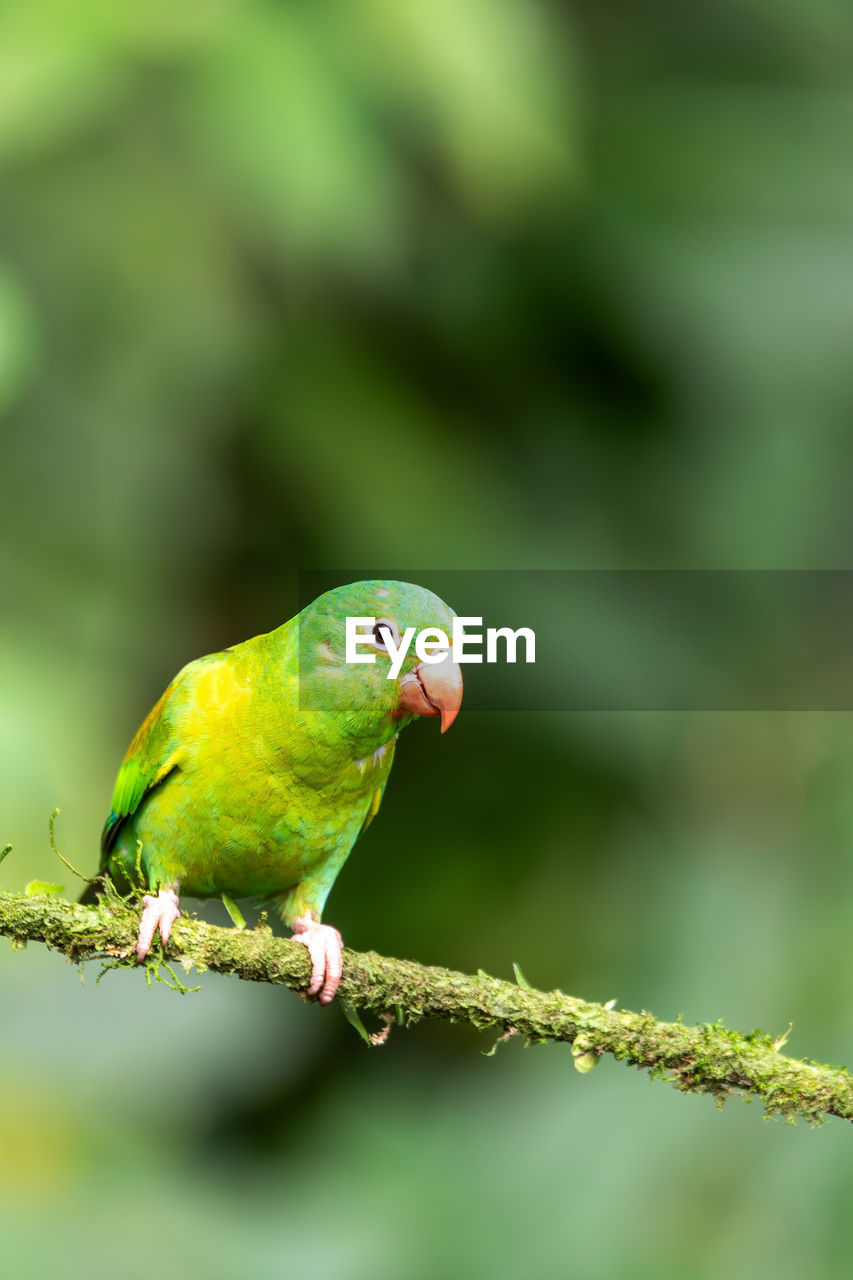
xmin=1 ymin=886 xmax=851 ymax=1125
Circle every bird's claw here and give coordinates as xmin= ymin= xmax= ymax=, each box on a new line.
xmin=291 ymin=918 xmax=343 ymax=1004
xmin=136 ymin=888 xmax=181 ymax=962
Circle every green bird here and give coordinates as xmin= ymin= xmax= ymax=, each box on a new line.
xmin=86 ymin=580 xmax=463 ymax=1002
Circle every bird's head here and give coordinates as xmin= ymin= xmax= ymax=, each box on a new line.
xmin=296 ymin=580 xmax=463 ymax=748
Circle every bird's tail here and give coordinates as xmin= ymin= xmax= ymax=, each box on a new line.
xmin=78 ymin=875 xmax=107 ymax=906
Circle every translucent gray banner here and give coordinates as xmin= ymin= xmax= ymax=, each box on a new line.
xmin=297 ymin=570 xmax=853 ymax=711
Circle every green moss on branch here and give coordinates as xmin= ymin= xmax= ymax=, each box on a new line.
xmin=1 ymin=887 xmax=851 ymax=1125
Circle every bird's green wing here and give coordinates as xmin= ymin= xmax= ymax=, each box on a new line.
xmin=100 ymin=678 xmax=187 ymax=860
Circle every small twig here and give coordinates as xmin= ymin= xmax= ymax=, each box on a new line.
xmin=369 ymin=1012 xmax=395 ymax=1047
xmin=48 ymin=810 xmax=96 ymax=884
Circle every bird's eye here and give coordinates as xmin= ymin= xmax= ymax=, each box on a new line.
xmin=372 ymin=619 xmax=396 ymax=650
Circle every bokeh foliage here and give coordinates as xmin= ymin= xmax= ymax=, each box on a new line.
xmin=4 ymin=1 xmax=853 ymax=1277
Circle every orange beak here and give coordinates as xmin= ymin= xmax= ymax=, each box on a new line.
xmin=396 ymin=650 xmax=463 ymax=733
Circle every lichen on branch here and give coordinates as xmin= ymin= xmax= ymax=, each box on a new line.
xmin=1 ymin=886 xmax=851 ymax=1126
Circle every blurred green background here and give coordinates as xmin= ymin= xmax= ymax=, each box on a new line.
xmin=4 ymin=1 xmax=853 ymax=1276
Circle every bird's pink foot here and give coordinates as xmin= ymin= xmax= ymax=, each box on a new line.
xmin=136 ymin=888 xmax=181 ymax=962
xmin=291 ymin=917 xmax=343 ymax=1004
